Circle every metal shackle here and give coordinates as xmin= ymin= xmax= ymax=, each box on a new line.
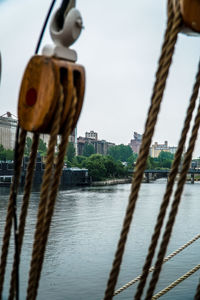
xmin=50 ymin=8 xmax=83 ymax=48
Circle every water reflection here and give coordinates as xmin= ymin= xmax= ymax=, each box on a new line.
xmin=0 ymin=182 xmax=199 ymax=299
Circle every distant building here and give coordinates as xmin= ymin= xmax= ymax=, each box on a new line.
xmin=129 ymin=132 xmax=142 ymax=154
xmin=150 ymin=141 xmax=178 ymax=158
xmin=0 ymin=112 xmax=76 ymax=150
xmin=85 ymin=130 xmax=98 ymax=140
xmin=0 ymin=112 xmax=18 ymax=149
xmin=77 ymin=131 xmax=115 ymax=156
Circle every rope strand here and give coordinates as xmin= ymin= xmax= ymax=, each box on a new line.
xmin=145 ymin=100 xmax=200 ymax=299
xmin=32 ymin=87 xmax=78 ymax=300
xmin=113 ymin=233 xmax=200 ymax=296
xmin=103 ymin=2 xmax=182 ymax=299
xmin=8 ymin=133 xmax=39 ymax=300
xmin=0 ymin=129 xmax=26 ymax=299
xmin=26 ymin=90 xmax=64 ymax=300
xmin=134 ymin=57 xmax=200 ymax=300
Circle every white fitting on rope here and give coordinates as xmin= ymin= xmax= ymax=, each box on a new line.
xmin=42 ymin=7 xmax=83 ymax=62
xmin=50 ymin=8 xmax=83 ymax=47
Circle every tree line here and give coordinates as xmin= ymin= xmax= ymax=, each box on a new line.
xmin=0 ymin=138 xmax=175 ymax=181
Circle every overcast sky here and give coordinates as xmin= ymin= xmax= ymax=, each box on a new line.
xmin=0 ymin=0 xmax=200 ymax=156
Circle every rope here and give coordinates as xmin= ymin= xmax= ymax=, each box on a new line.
xmin=152 ymin=263 xmax=200 ymax=299
xmin=26 ymin=89 xmax=64 ymax=300
xmin=8 ymin=133 xmax=39 ymax=300
xmin=145 ymin=100 xmax=200 ymax=299
xmin=0 ymin=129 xmax=26 ymax=300
xmin=113 ymin=233 xmax=200 ymax=296
xmin=32 ymin=86 xmax=78 ymax=300
xmin=195 ymin=272 xmax=200 ymax=298
xmin=35 ymin=0 xmax=57 ymax=54
xmin=103 ymin=1 xmax=182 ymax=299
xmin=134 ymin=57 xmax=200 ymax=299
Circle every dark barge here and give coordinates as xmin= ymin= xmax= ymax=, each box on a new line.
xmin=0 ymin=156 xmax=90 ymax=188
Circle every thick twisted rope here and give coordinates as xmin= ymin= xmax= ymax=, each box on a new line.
xmin=32 ymin=87 xmax=78 ymax=300
xmin=145 ymin=100 xmax=200 ymax=299
xmin=134 ymin=58 xmax=200 ymax=299
xmin=0 ymin=129 xmax=26 ymax=299
xmin=8 ymin=133 xmax=39 ymax=300
xmin=26 ymin=90 xmax=64 ymax=300
xmin=113 ymin=233 xmax=200 ymax=296
xmin=194 ymin=273 xmax=200 ymax=298
xmin=152 ymin=263 xmax=200 ymax=300
xmin=103 ymin=2 xmax=182 ymax=300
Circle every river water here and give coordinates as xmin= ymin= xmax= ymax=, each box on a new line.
xmin=0 ymin=180 xmax=200 ymax=300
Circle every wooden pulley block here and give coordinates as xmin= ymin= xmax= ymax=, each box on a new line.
xmin=51 ymin=57 xmax=85 ymax=134
xmin=18 ymin=55 xmax=85 ymax=134
xmin=173 ymin=0 xmax=200 ymax=35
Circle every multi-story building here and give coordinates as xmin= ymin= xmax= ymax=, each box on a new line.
xmin=129 ymin=132 xmax=142 ymax=154
xmin=150 ymin=141 xmax=178 ymax=158
xmin=0 ymin=112 xmax=76 ymax=150
xmin=77 ymin=131 xmax=115 ymax=156
xmin=0 ymin=112 xmax=18 ymax=149
xmin=85 ymin=130 xmax=98 ymax=140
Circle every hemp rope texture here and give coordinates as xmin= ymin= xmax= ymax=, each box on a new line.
xmin=8 ymin=133 xmax=39 ymax=300
xmin=152 ymin=263 xmax=200 ymax=300
xmin=0 ymin=129 xmax=27 ymax=300
xmin=32 ymin=87 xmax=78 ymax=300
xmin=103 ymin=2 xmax=181 ymax=299
xmin=134 ymin=57 xmax=200 ymax=299
xmin=145 ymin=100 xmax=200 ymax=299
xmin=195 ymin=266 xmax=200 ymax=297
xmin=114 ymin=233 xmax=200 ymax=296
xmin=26 ymin=90 xmax=64 ymax=300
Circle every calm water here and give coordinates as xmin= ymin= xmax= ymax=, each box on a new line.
xmin=0 ymin=180 xmax=200 ymax=299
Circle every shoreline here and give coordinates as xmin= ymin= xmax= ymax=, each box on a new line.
xmin=91 ymin=178 xmax=132 ymax=186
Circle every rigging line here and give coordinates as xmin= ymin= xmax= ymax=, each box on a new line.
xmin=134 ymin=56 xmax=200 ymax=299
xmin=12 ymin=125 xmax=20 ymax=300
xmin=9 ymin=1 xmax=58 ymax=299
xmin=113 ymin=233 xmax=200 ymax=296
xmin=32 ymin=87 xmax=78 ymax=300
xmin=26 ymin=89 xmax=64 ymax=300
xmin=35 ymin=0 xmax=57 ymax=54
xmin=145 ymin=98 xmax=200 ymax=300
xmin=152 ymin=263 xmax=200 ymax=300
xmin=8 ymin=133 xmax=40 ymax=300
xmin=0 ymin=129 xmax=26 ymax=300
xmin=103 ymin=2 xmax=181 ymax=299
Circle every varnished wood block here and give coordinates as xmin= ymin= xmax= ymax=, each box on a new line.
xmin=51 ymin=58 xmax=85 ymax=134
xmin=174 ymin=0 xmax=200 ymax=34
xmin=18 ymin=55 xmax=85 ymax=134
xmin=18 ymin=55 xmax=60 ymax=133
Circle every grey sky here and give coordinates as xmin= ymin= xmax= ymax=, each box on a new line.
xmin=0 ymin=0 xmax=200 ymax=155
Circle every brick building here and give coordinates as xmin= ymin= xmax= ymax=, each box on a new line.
xmin=77 ymin=131 xmax=115 ymax=156
xmin=129 ymin=132 xmax=142 ymax=154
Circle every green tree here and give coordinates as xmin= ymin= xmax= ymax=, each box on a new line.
xmin=83 ymin=143 xmax=95 ymax=157
xmin=157 ymin=151 xmax=174 ymax=169
xmin=0 ymin=144 xmax=6 ymax=161
xmin=79 ymin=154 xmax=128 ymax=181
xmin=24 ymin=137 xmax=32 ymax=156
xmin=127 ymin=153 xmax=138 ymax=169
xmin=38 ymin=139 xmax=47 ymax=156
xmin=83 ymin=154 xmax=106 ymax=181
xmin=108 ymin=144 xmax=133 ymax=162
xmin=5 ymin=149 xmax=14 ymax=161
xmin=72 ymin=155 xmax=87 ymax=167
xmin=66 ymin=142 xmax=76 ymax=162
xmin=0 ymin=144 xmax=14 ymax=161
xmin=158 ymin=151 xmax=174 ymax=162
